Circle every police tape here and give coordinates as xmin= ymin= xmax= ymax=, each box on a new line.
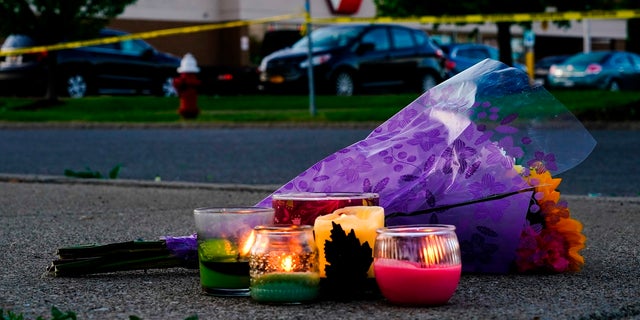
xmin=312 ymin=9 xmax=640 ymax=24
xmin=2 ymin=9 xmax=639 ymax=57
xmin=0 ymin=13 xmax=303 ymax=57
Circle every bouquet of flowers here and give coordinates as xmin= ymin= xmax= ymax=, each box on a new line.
xmin=256 ymin=59 xmax=595 ymax=274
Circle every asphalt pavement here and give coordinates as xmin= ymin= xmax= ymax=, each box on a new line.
xmin=0 ymin=126 xmax=639 ymax=196
xmin=0 ymin=175 xmax=639 ymax=320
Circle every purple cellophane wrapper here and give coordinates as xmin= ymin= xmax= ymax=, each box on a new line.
xmin=163 ymin=234 xmax=197 ymax=262
xmin=257 ymin=59 xmax=596 ymax=273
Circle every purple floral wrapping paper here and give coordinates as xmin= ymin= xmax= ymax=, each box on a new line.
xmin=256 ymin=59 xmax=596 ymax=273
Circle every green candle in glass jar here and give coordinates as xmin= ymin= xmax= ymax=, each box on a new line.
xmin=249 ymin=225 xmax=320 ymax=304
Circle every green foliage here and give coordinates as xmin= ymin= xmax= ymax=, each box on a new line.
xmin=0 ymin=306 xmax=76 ymax=320
xmin=0 ymin=0 xmax=137 ymax=41
xmin=1 ymin=92 xmax=638 ymax=123
xmin=64 ymin=164 xmax=121 ymax=179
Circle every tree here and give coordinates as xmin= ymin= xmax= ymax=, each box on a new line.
xmin=373 ymin=0 xmax=637 ymax=66
xmin=0 ymin=0 xmax=137 ymax=103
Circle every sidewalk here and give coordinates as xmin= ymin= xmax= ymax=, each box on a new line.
xmin=1 ymin=175 xmax=639 ymax=320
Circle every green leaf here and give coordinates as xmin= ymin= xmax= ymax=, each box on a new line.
xmin=49 ymin=306 xmax=76 ymax=320
xmin=108 ymin=164 xmax=122 ymax=179
xmin=63 ymin=168 xmax=102 ymax=179
xmin=1 ymin=308 xmax=24 ymax=320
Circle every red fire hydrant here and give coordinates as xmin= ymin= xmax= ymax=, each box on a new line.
xmin=173 ymin=53 xmax=201 ymax=119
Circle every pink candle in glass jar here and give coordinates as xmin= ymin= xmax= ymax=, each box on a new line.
xmin=374 ymin=259 xmax=461 ymax=305
xmin=373 ymin=224 xmax=462 ymax=306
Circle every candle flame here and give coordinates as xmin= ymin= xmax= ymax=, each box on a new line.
xmin=281 ymin=255 xmax=294 ymax=272
xmin=422 ymin=235 xmax=445 ymax=266
xmin=240 ymin=230 xmax=256 ymax=257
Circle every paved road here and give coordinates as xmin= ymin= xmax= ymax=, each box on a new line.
xmin=1 ymin=127 xmax=638 ymax=196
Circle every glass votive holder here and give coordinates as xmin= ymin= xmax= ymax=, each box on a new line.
xmin=373 ymin=224 xmax=462 ymax=306
xmin=194 ymin=206 xmax=275 ymax=297
xmin=271 ymin=192 xmax=379 ymax=225
xmin=249 ymin=225 xmax=320 ymax=304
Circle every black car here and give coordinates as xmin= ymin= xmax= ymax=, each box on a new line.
xmin=441 ymin=43 xmax=527 ymax=79
xmin=257 ymin=24 xmax=446 ymax=96
xmin=0 ymin=29 xmax=181 ymax=98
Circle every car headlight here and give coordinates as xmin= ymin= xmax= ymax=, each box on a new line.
xmin=300 ymin=54 xmax=331 ymax=68
xmin=549 ymin=65 xmax=563 ymax=76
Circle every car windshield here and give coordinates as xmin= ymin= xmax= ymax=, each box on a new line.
xmin=1 ymin=35 xmax=36 ymax=49
xmin=292 ymin=26 xmax=362 ymax=50
xmin=564 ymin=52 xmax=610 ymax=65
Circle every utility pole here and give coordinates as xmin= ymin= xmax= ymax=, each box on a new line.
xmin=524 ymin=29 xmax=535 ymax=82
xmin=305 ymin=0 xmax=317 ymax=116
xmin=583 ymin=19 xmax=591 ymax=53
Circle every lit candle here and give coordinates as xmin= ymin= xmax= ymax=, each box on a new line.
xmin=373 ymin=225 xmax=462 ymax=306
xmin=313 ymin=206 xmax=385 ymax=278
xmin=194 ymin=207 xmax=274 ymax=297
xmin=249 ymin=225 xmax=320 ymax=304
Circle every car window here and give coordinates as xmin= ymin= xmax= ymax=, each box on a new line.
xmin=1 ymin=35 xmax=36 ymax=49
xmin=610 ymin=53 xmax=633 ymax=67
xmin=412 ymin=30 xmax=427 ymax=46
xmin=360 ymin=28 xmax=390 ymax=51
xmin=630 ymin=53 xmax=640 ymax=67
xmin=92 ymin=42 xmax=119 ymax=50
xmin=292 ymin=26 xmax=361 ymax=49
xmin=457 ymin=48 xmax=491 ymax=60
xmin=121 ymin=39 xmax=148 ymax=55
xmin=565 ymin=52 xmax=609 ymax=64
xmin=391 ymin=27 xmax=414 ymax=49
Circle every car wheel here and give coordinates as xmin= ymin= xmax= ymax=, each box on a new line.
xmin=65 ymin=74 xmax=88 ymax=98
xmin=334 ymin=71 xmax=355 ymax=96
xmin=608 ymin=79 xmax=621 ymax=92
xmin=419 ymin=73 xmax=438 ymax=93
xmin=161 ymin=77 xmax=178 ymax=97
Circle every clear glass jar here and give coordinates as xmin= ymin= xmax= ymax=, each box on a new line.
xmin=193 ymin=206 xmax=275 ymax=297
xmin=249 ymin=225 xmax=320 ymax=304
xmin=373 ymin=224 xmax=461 ymax=306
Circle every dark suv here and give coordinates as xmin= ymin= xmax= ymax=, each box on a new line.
xmin=257 ymin=24 xmax=446 ymax=96
xmin=0 ymin=29 xmax=180 ymax=98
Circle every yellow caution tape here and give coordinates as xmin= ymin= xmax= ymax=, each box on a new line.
xmin=2 ymin=9 xmax=638 ymax=57
xmin=0 ymin=13 xmax=303 ymax=56
xmin=311 ymin=9 xmax=640 ymax=25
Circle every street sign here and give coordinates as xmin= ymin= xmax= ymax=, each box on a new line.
xmin=524 ymin=30 xmax=535 ymax=47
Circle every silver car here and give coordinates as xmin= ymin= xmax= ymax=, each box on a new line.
xmin=547 ymin=51 xmax=640 ymax=91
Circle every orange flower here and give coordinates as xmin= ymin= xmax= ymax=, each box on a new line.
xmin=518 ymin=166 xmax=587 ymax=272
xmin=553 ymin=217 xmax=586 ymax=272
xmin=528 ymin=169 xmax=562 ymax=204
